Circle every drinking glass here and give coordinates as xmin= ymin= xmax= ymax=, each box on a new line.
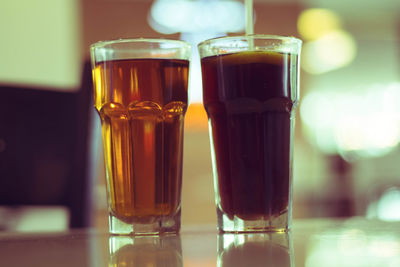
xmin=198 ymin=35 xmax=301 ymax=232
xmin=90 ymin=38 xmax=191 ymax=235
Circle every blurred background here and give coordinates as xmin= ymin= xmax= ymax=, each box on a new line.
xmin=0 ymin=0 xmax=400 ymax=232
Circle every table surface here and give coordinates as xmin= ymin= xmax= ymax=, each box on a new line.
xmin=0 ymin=218 xmax=399 ymax=267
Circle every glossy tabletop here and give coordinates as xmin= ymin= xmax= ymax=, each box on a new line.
xmin=0 ymin=218 xmax=399 ymax=267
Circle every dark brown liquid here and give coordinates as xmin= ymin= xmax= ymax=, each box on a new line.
xmin=201 ymin=51 xmax=298 ymax=220
xmin=93 ymin=58 xmax=189 ymax=223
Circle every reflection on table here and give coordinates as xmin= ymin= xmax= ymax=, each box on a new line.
xmin=218 ymin=232 xmax=292 ymax=267
xmin=0 ymin=219 xmax=399 ymax=266
xmin=109 ymin=235 xmax=182 ymax=267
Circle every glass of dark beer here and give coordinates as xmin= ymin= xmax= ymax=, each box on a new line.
xmin=90 ymin=39 xmax=191 ymax=235
xmin=198 ymin=35 xmax=301 ymax=232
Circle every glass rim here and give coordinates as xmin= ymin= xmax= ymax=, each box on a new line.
xmin=198 ymin=34 xmax=302 ymax=48
xmin=90 ymin=37 xmax=192 ymax=50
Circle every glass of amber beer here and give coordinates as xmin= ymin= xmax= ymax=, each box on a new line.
xmin=90 ymin=39 xmax=191 ymax=235
xmin=198 ymin=35 xmax=301 ymax=233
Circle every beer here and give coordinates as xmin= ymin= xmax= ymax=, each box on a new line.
xmin=93 ymin=58 xmax=189 ymax=224
xmin=201 ymin=51 xmax=298 ymax=221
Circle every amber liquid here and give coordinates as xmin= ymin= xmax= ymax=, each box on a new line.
xmin=201 ymin=51 xmax=298 ymax=220
xmin=93 ymin=58 xmax=189 ymax=224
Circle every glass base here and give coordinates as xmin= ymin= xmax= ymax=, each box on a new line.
xmin=217 ymin=207 xmax=290 ymax=233
xmin=109 ymin=209 xmax=181 ymax=236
